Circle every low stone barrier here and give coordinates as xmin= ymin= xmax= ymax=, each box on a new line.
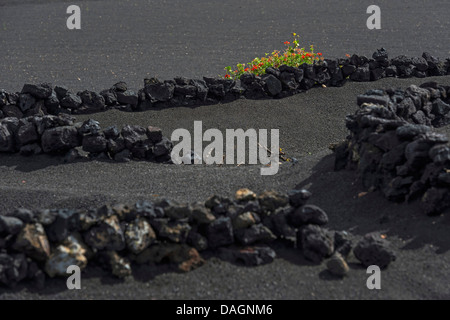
xmin=0 ymin=189 xmax=396 ymax=287
xmin=1 ymin=49 xmax=450 ymax=119
xmin=333 ymin=81 xmax=450 ymax=215
xmin=0 ymin=114 xmax=173 ymax=162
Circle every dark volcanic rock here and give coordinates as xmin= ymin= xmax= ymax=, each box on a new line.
xmin=82 ymin=134 xmax=108 ymax=154
xmin=206 ymin=217 xmax=234 ymax=248
xmin=41 ymin=126 xmax=80 ymax=153
xmin=7 ymin=208 xmax=34 ymax=223
xmin=144 ymin=82 xmax=175 ymax=102
xmin=22 ymin=83 xmax=52 ymax=99
xmin=0 ymin=253 xmax=28 ymax=287
xmin=234 ymin=224 xmax=276 ymax=245
xmin=0 ymin=215 xmax=24 ymax=236
xmin=0 ymin=124 xmax=15 ymax=152
xmin=17 ymin=122 xmax=38 ymax=146
xmin=79 ymin=90 xmax=106 ymax=111
xmin=45 ymin=209 xmax=80 ymax=242
xmin=83 ymin=215 xmax=125 ymax=251
xmin=353 ymin=233 xmax=396 ymax=269
xmin=116 ymin=90 xmax=138 ymax=107
xmin=146 ymin=126 xmax=163 ymax=143
xmin=218 ymin=246 xmax=276 ymax=266
xmin=60 ymin=93 xmax=82 ymax=110
xmin=288 ymin=189 xmax=312 ymax=207
xmin=121 ymin=125 xmax=147 ymax=149
xmin=112 ymin=81 xmax=128 ymax=92
xmin=262 ymin=74 xmax=282 ymax=96
xmin=290 ymin=205 xmax=329 ymax=227
xmin=154 ymin=137 xmax=173 ymax=157
xmin=350 ymin=65 xmax=370 ymax=82
xmin=297 ymin=224 xmax=334 ymax=263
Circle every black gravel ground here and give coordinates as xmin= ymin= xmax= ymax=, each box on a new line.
xmin=1 ymin=0 xmax=450 ymax=300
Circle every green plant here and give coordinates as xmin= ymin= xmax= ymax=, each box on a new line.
xmin=224 ymin=33 xmax=323 ymax=80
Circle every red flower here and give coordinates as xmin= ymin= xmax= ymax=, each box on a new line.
xmin=301 ymin=55 xmax=305 ymax=59
xmin=244 ymin=68 xmax=250 ymax=72
xmin=284 ymin=41 xmax=290 ymax=45
xmin=224 ymin=74 xmax=231 ymax=79
xmin=318 ymin=52 xmax=322 ymax=56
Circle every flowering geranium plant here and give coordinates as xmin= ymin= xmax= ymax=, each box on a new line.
xmin=224 ymin=33 xmax=323 ymax=80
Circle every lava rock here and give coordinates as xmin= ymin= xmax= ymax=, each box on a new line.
xmin=350 ymin=65 xmax=370 ymax=82
xmin=288 ymin=189 xmax=312 ymax=207
xmin=17 ymin=121 xmax=38 ymax=146
xmin=190 ymin=202 xmax=215 ymax=224
xmin=0 ymin=124 xmax=14 ymax=152
xmin=54 ymin=86 xmax=69 ymax=100
xmin=121 ymin=125 xmax=147 ymax=149
xmin=7 ymin=208 xmax=34 ymax=223
xmin=297 ymin=224 xmax=334 ymax=263
xmin=18 ymin=93 xmax=36 ymax=112
xmin=334 ymin=231 xmax=353 ymax=258
xmin=2 ymin=105 xmax=23 ymax=118
xmin=135 ymin=243 xmax=205 ymax=272
xmin=22 ymin=83 xmax=52 ymax=99
xmin=79 ymin=90 xmax=106 ymax=111
xmin=114 ymin=149 xmax=131 ymax=162
xmin=353 ymin=233 xmax=396 ymax=269
xmin=262 ymin=74 xmax=282 ymax=96
xmin=78 ymin=119 xmax=101 ymax=135
xmin=144 ymin=82 xmax=175 ymax=102
xmin=151 ymin=218 xmax=191 ymax=243
xmin=232 ymin=212 xmax=257 ymax=230
xmin=257 ymin=190 xmax=289 ymax=214
xmin=290 ymin=204 xmax=329 ymax=227
xmin=0 ymin=215 xmax=24 ymax=236
xmin=45 ymin=234 xmax=89 ymax=277
xmin=112 ymin=81 xmax=128 ymax=92
xmin=146 ymin=126 xmax=163 ymax=143
xmin=421 ymin=187 xmax=450 ymax=216
xmin=12 ymin=223 xmax=51 ymax=261
xmin=100 ymin=89 xmax=118 ymax=106
xmin=206 ymin=217 xmax=234 ymax=248
xmin=41 ymin=126 xmax=80 ymax=153
xmin=187 ymin=230 xmax=209 ymax=251
xmin=46 ymin=209 xmax=80 ymax=242
xmin=116 ymin=90 xmax=138 ymax=107
xmin=235 ymin=188 xmax=257 ymax=202
xmin=83 ymin=215 xmax=125 ymax=251
xmin=125 ymin=217 xmax=155 ymax=254
xmin=326 ymin=252 xmax=350 ymax=277
xmin=98 ymin=251 xmax=132 ymax=278
xmin=154 ymin=137 xmax=173 ymax=157
xmin=234 ymin=223 xmax=276 ymax=245
xmin=0 ymin=253 xmax=28 ymax=287
xmin=218 ymin=246 xmax=276 ymax=266
xmin=82 ymin=134 xmax=108 ymax=154
xmin=60 ymin=93 xmax=82 ymax=110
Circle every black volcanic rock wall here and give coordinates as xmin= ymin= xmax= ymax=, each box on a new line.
xmin=0 ymin=188 xmax=397 ymax=287
xmin=334 ymin=81 xmax=450 ymax=215
xmin=1 ymin=49 xmax=450 ymax=119
xmin=0 ymin=115 xmax=173 ymax=163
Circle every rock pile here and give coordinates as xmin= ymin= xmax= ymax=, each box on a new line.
xmin=1 ymin=50 xmax=450 ymax=119
xmin=334 ymin=81 xmax=450 ymax=215
xmin=0 ymin=115 xmax=173 ymax=162
xmin=0 ymin=188 xmax=396 ymax=287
